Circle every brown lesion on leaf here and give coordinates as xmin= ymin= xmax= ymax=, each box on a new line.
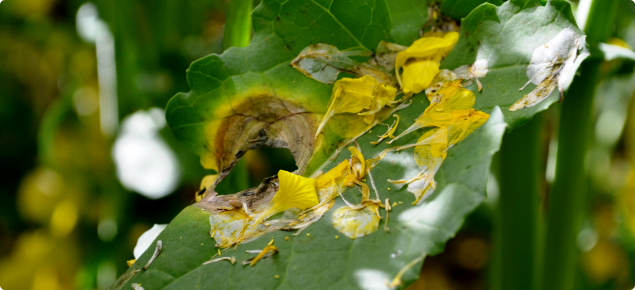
xmin=199 ymin=175 xmax=279 ymax=214
xmin=201 ymin=94 xmax=320 ymax=202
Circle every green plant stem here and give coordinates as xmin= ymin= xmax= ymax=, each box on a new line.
xmin=492 ymin=114 xmax=544 ymax=290
xmin=222 ymin=0 xmax=253 ymax=51
xmin=541 ymin=1 xmax=619 ymax=289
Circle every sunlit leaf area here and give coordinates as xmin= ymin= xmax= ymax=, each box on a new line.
xmin=1 ymin=0 xmax=635 ymax=289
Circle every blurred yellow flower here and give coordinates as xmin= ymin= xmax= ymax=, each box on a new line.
xmin=50 ymin=200 xmax=78 ymax=238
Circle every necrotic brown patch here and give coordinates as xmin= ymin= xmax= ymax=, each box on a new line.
xmin=206 ymin=94 xmax=319 ymax=199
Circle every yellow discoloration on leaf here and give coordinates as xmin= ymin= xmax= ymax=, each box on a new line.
xmin=196 ymin=174 xmax=218 ymax=202
xmin=209 ymin=210 xmax=250 ymax=248
xmin=332 ymin=204 xmax=381 ymax=239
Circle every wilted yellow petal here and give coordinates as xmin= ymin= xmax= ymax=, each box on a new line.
xmin=249 ymin=245 xmax=279 ymax=266
xmin=402 ymin=60 xmax=440 ymax=95
xmin=358 ymin=83 xmax=398 ymax=124
xmin=414 ymin=128 xmax=448 ymax=167
xmin=331 ymin=205 xmax=380 ymax=239
xmin=390 ymin=81 xmax=476 ymax=143
xmin=348 ymin=147 xmax=366 ymax=179
xmin=446 ymin=109 xmax=490 ymax=146
xmin=371 ymin=115 xmax=400 ymax=145
xmin=316 ymin=76 xmax=377 ymax=137
xmin=253 ymin=170 xmax=318 ymax=226
xmin=396 ymin=32 xmax=459 ymax=86
xmin=316 ymin=160 xmax=352 ymax=189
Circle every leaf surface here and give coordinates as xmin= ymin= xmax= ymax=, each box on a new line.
xmin=112 ymin=1 xmax=584 ymax=289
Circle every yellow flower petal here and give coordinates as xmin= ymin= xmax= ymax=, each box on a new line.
xmin=127 ymin=259 xmax=136 ymax=267
xmin=316 ymin=76 xmax=376 ymax=137
xmin=390 ymin=81 xmax=477 ymax=142
xmin=401 ymin=60 xmax=440 ymax=95
xmin=446 ymin=109 xmax=490 ymax=146
xmin=253 ymin=170 xmax=318 ymax=226
xmin=396 ymin=32 xmax=459 ymax=86
xmin=317 ymin=75 xmax=399 ymax=136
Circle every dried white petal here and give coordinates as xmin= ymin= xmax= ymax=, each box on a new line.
xmin=202 ymin=256 xmax=236 ymax=265
xmin=512 ymin=28 xmax=587 ymax=111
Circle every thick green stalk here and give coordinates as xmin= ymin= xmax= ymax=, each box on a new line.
xmin=492 ymin=114 xmax=544 ymax=290
xmin=541 ymin=1 xmax=619 ymax=289
xmin=222 ymin=0 xmax=253 ymax=51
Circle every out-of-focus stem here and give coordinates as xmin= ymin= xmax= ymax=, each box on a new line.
xmin=222 ymin=0 xmax=253 ymax=51
xmin=492 ymin=114 xmax=544 ymax=290
xmin=541 ymin=1 xmax=619 ymax=289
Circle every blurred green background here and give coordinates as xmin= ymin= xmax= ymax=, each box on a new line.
xmin=0 ymin=0 xmax=634 ymax=289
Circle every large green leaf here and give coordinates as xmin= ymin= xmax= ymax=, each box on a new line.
xmin=442 ymin=0 xmax=587 ymax=128
xmin=112 ymin=0 xmax=585 ymax=289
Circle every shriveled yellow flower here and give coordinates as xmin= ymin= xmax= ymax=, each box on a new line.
xmin=395 ymin=31 xmax=459 ymax=95
xmin=348 ymin=147 xmax=366 ymax=180
xmin=316 ymin=75 xmax=397 ymax=137
xmin=390 ymin=80 xmax=477 ymax=143
xmin=252 ymin=170 xmax=319 ymax=226
xmin=316 ymin=160 xmax=352 ymax=189
xmin=414 ymin=127 xmax=448 ymax=167
xmin=358 ymin=83 xmax=398 ymax=124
